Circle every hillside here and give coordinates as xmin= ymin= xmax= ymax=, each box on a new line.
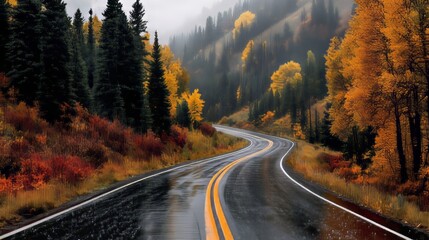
xmin=170 ymin=0 xmax=355 ymax=121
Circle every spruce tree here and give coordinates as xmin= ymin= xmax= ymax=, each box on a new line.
xmin=0 ymin=0 xmax=9 ymax=73
xmin=149 ymin=32 xmax=171 ymax=136
xmin=95 ymin=0 xmax=125 ymax=120
xmin=176 ymin=100 xmax=191 ymax=129
xmin=38 ymin=0 xmax=73 ymax=122
xmin=129 ymin=0 xmax=150 ymax=132
xmin=87 ymin=9 xmax=95 ymax=89
xmin=129 ymin=0 xmax=147 ymax=36
xmin=117 ymin=11 xmax=144 ymax=129
xmin=71 ymin=9 xmax=91 ymax=109
xmin=7 ymin=0 xmax=42 ymax=105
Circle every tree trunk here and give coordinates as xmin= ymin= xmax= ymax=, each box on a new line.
xmin=408 ymin=88 xmax=422 ymax=179
xmin=395 ymin=102 xmax=408 ymax=183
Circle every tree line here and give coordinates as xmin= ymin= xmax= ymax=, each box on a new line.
xmin=0 ymin=0 xmax=204 ymax=136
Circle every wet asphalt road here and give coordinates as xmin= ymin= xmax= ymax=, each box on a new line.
xmin=1 ymin=126 xmax=427 ymax=240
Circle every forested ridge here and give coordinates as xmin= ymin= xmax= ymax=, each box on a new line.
xmin=172 ymin=0 xmax=429 ymax=216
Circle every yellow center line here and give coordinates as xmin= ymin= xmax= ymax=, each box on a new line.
xmin=205 ymin=139 xmax=274 ymax=240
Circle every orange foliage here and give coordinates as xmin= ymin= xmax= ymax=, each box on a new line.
xmin=16 ymin=155 xmax=51 ymax=190
xmin=261 ymin=111 xmax=275 ymax=125
xmin=49 ymin=156 xmax=93 ymax=185
xmin=5 ymin=103 xmax=47 ymax=133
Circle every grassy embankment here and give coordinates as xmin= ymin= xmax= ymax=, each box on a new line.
xmin=0 ymin=104 xmax=247 ymax=228
xmin=220 ymin=107 xmax=429 ymax=230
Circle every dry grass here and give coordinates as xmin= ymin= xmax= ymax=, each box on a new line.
xmin=288 ymin=141 xmax=429 ymax=229
xmin=0 ymin=131 xmax=246 ymax=228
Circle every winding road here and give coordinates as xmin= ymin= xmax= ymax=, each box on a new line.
xmin=0 ymin=126 xmax=427 ymax=239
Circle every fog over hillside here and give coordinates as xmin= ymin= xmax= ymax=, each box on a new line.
xmin=64 ymin=0 xmax=239 ymax=43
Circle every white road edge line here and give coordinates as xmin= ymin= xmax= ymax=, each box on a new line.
xmin=279 ymin=139 xmax=412 ymax=240
xmin=0 ymin=128 xmax=255 ymax=239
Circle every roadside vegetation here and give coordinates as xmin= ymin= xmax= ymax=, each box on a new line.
xmin=217 ymin=0 xmax=429 ymax=233
xmin=220 ymin=114 xmax=429 ymax=231
xmin=0 ymin=103 xmax=246 ymax=228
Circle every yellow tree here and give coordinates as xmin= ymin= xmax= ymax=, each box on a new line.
xmin=241 ymin=40 xmax=254 ymax=69
xmin=382 ymin=0 xmax=428 ymax=178
xmin=270 ymin=61 xmax=302 ymax=94
xmin=233 ymin=11 xmax=256 ymax=39
xmin=182 ymin=89 xmax=205 ymax=126
xmin=325 ymin=37 xmax=355 ymax=140
xmin=161 ymin=46 xmax=189 ymax=118
xmin=7 ymin=0 xmax=16 ymax=6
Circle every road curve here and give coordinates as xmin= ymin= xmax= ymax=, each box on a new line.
xmin=1 ymin=126 xmax=427 ymax=240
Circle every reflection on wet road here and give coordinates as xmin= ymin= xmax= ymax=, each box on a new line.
xmin=2 ymin=126 xmax=427 ymax=240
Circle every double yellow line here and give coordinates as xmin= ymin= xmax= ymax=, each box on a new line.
xmin=205 ymin=139 xmax=274 ymax=240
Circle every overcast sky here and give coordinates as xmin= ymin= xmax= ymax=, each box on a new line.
xmin=65 ymin=0 xmax=238 ymax=43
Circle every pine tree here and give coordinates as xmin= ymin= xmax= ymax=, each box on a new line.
xmin=7 ymin=0 xmax=42 ymax=105
xmin=38 ymin=0 xmax=73 ymax=122
xmin=87 ymin=8 xmax=95 ymax=89
xmin=71 ymin=9 xmax=91 ymax=109
xmin=0 ymin=0 xmax=9 ymax=73
xmin=149 ymin=32 xmax=171 ymax=136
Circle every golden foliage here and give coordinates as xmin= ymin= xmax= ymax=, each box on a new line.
xmin=326 ymin=0 xmax=429 ymax=183
xmin=261 ymin=111 xmax=275 ymax=125
xmin=161 ymin=46 xmax=189 ymax=117
xmin=241 ymin=40 xmax=254 ymax=68
xmin=233 ymin=11 xmax=256 ymax=39
xmin=6 ymin=0 xmax=16 ymax=6
xmin=182 ymin=89 xmax=205 ymax=124
xmin=270 ymin=61 xmax=302 ymax=94
xmin=83 ymin=15 xmax=102 ymax=43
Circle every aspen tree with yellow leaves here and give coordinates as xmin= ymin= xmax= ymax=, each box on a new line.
xmin=182 ymin=89 xmax=205 ymax=127
xmin=326 ymin=0 xmax=429 ymax=184
xmin=233 ymin=11 xmax=256 ymax=39
xmin=270 ymin=61 xmax=302 ymax=94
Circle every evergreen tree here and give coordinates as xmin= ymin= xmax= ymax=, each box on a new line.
xmin=38 ymin=0 xmax=73 ymax=122
xmin=7 ymin=0 xmax=42 ymax=105
xmin=87 ymin=8 xmax=95 ymax=89
xmin=95 ymin=0 xmax=125 ymax=120
xmin=71 ymin=9 xmax=91 ymax=108
xmin=320 ymin=108 xmax=343 ymax=151
xmin=176 ymin=100 xmax=191 ymax=128
xmin=129 ymin=0 xmax=149 ymax=132
xmin=0 ymin=0 xmax=9 ymax=73
xmin=129 ymin=0 xmax=147 ymax=36
xmin=112 ymin=84 xmax=125 ymax=122
xmin=149 ymin=32 xmax=171 ymax=136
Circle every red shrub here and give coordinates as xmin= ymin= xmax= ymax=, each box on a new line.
xmin=16 ymin=155 xmax=51 ymax=190
xmin=0 ymin=177 xmax=13 ymax=194
xmin=9 ymin=137 xmax=31 ymax=161
xmin=49 ymin=156 xmax=93 ymax=184
xmin=5 ymin=102 xmax=47 ymax=133
xmin=199 ymin=122 xmax=216 ymax=137
xmin=133 ymin=133 xmax=164 ymax=157
xmin=319 ymin=153 xmax=349 ymax=172
xmin=89 ymin=117 xmax=129 ymax=154
xmin=170 ymin=125 xmax=188 ymax=148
